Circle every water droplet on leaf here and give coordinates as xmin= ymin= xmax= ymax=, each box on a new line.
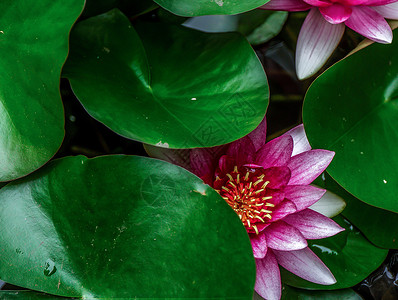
xmin=43 ymin=259 xmax=57 ymax=277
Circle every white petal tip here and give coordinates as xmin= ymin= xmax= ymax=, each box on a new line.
xmin=309 ymin=188 xmax=346 ymax=218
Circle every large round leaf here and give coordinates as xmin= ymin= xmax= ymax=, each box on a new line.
xmin=0 ymin=155 xmax=255 ymax=298
xmin=303 ymin=30 xmax=398 ymax=212
xmin=0 ymin=0 xmax=84 ymax=181
xmin=153 ymin=0 xmax=269 ymax=17
xmin=63 ymin=9 xmax=268 ymax=149
xmin=281 ymin=216 xmax=388 ymax=290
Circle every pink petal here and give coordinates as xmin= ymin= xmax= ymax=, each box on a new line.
xmin=255 ymin=135 xmax=294 ymax=169
xmin=303 ymin=0 xmax=332 ymax=7
xmin=226 ymin=136 xmax=256 ymax=167
xmin=255 ymin=251 xmax=282 ymax=300
xmin=247 ymin=116 xmax=267 ymax=151
xmin=145 ymin=145 xmax=192 ymax=171
xmin=271 ymin=199 xmax=297 ymax=221
xmin=273 ymin=247 xmax=336 ymax=285
xmin=287 ymin=149 xmax=335 ymax=185
xmin=358 ymin=0 xmax=398 ymax=5
xmin=250 ymin=232 xmax=268 ymax=259
xmin=260 ymin=0 xmax=311 ymax=11
xmin=284 ymin=209 xmax=345 ymax=239
xmin=263 ymin=166 xmax=291 ymax=189
xmin=282 ymin=124 xmax=312 ymax=156
xmin=345 ymin=6 xmax=393 ymax=43
xmin=371 ymin=2 xmax=398 ymax=20
xmin=320 ymin=3 xmax=352 ymax=24
xmin=284 ymin=185 xmax=326 ymax=211
xmin=265 ymin=221 xmax=308 ymax=251
xmin=296 ymin=8 xmax=345 ymax=79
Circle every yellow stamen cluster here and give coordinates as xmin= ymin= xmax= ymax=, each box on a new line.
xmin=217 ymin=166 xmax=275 ymax=234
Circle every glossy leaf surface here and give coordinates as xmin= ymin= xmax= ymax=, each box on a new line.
xmin=82 ymin=0 xmax=157 ymax=19
xmin=303 ymin=30 xmax=398 ymax=212
xmin=153 ymin=0 xmax=269 ymax=17
xmin=0 ymin=156 xmax=255 ymax=298
xmin=0 ymin=291 xmax=60 ymax=299
xmin=0 ymin=0 xmax=84 ymax=181
xmin=64 ymin=10 xmax=268 ymax=148
xmin=281 ymin=216 xmax=388 ymax=289
xmin=317 ymin=173 xmax=398 ymax=249
xmin=280 ymin=286 xmax=362 ymax=300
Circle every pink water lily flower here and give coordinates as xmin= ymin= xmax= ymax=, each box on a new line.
xmin=261 ymin=0 xmax=398 ymax=79
xmin=188 ymin=119 xmax=344 ymax=300
xmin=146 ymin=118 xmax=345 ymax=300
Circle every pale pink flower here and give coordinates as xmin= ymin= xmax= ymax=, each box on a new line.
xmin=261 ymin=0 xmax=398 ymax=79
xmin=146 ymin=118 xmax=345 ymax=300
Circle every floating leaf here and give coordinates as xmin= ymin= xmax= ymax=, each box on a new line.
xmin=318 ymin=173 xmax=398 ymax=249
xmin=153 ymin=0 xmax=269 ymax=17
xmin=0 ymin=0 xmax=84 ymax=181
xmin=280 ymin=286 xmax=362 ymax=300
xmin=64 ymin=9 xmax=268 ymax=148
xmin=281 ymin=216 xmax=388 ymax=289
xmin=303 ymin=30 xmax=398 ymax=212
xmin=0 ymin=155 xmax=255 ymax=298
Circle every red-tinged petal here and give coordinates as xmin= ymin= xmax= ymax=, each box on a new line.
xmin=263 ymin=166 xmax=291 ymax=189
xmin=190 ymin=148 xmax=217 ymax=183
xmin=284 ymin=209 xmax=345 ymax=239
xmin=260 ymin=0 xmax=311 ymax=11
xmin=145 ymin=145 xmax=192 ymax=171
xmin=372 ymin=2 xmax=398 ymax=20
xmin=287 ymin=150 xmax=335 ymax=185
xmin=255 ymin=135 xmax=294 ymax=169
xmin=250 ymin=232 xmax=268 ymax=259
xmin=247 ymin=116 xmax=267 ymax=152
xmin=296 ymin=8 xmax=345 ymax=79
xmin=320 ymin=3 xmax=352 ymax=24
xmin=274 ymin=247 xmax=336 ymax=285
xmin=285 ymin=185 xmax=326 ymax=211
xmin=226 ymin=136 xmax=256 ymax=167
xmin=265 ymin=221 xmax=308 ymax=251
xmin=345 ymin=6 xmax=393 ymax=43
xmin=255 ymin=251 xmax=282 ymax=300
xmin=303 ymin=0 xmax=332 ymax=7
xmin=217 ymin=155 xmax=236 ymax=175
xmin=266 ymin=189 xmax=286 ymax=206
xmin=282 ymin=124 xmax=312 ymax=156
xmin=271 ymin=199 xmax=297 ymax=221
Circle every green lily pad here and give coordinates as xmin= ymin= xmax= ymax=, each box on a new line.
xmin=281 ymin=216 xmax=388 ymax=289
xmin=153 ymin=0 xmax=269 ymax=17
xmin=303 ymin=30 xmax=398 ymax=213
xmin=82 ymin=0 xmax=158 ymax=19
xmin=317 ymin=173 xmax=398 ymax=249
xmin=0 ymin=0 xmax=84 ymax=181
xmin=64 ymin=9 xmax=268 ymax=148
xmin=280 ymin=286 xmax=362 ymax=300
xmin=0 ymin=155 xmax=255 ymax=298
xmin=0 ymin=291 xmax=63 ymax=299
